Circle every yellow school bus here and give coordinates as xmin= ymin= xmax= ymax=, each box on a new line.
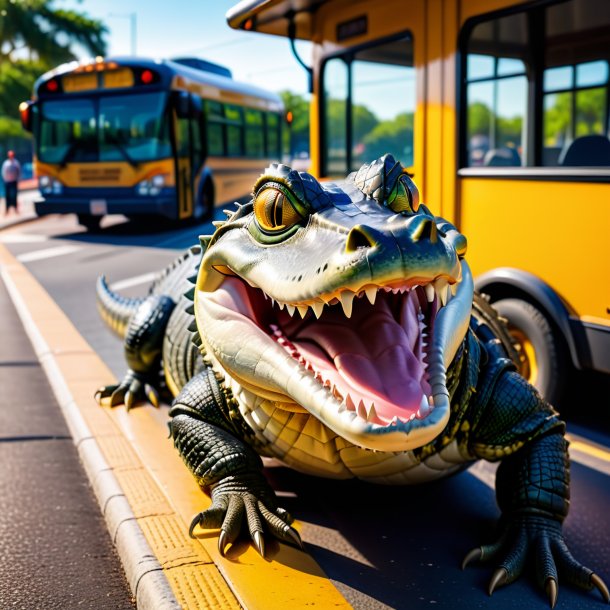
xmin=20 ymin=56 xmax=283 ymax=230
xmin=227 ymin=0 xmax=610 ymax=406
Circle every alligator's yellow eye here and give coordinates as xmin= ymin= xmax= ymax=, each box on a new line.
xmin=388 ymin=174 xmax=420 ymax=214
xmin=253 ymin=187 xmax=302 ymax=232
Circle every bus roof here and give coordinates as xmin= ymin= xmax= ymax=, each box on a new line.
xmin=34 ymin=56 xmax=283 ymax=108
xmin=226 ymin=0 xmax=326 ymax=40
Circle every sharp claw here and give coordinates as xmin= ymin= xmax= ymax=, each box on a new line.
xmin=488 ymin=568 xmax=508 ymax=596
xmin=189 ymin=513 xmax=202 ymax=539
xmin=591 ymin=574 xmax=610 ymax=604
xmin=285 ymin=527 xmax=304 ymax=550
xmin=462 ymin=547 xmax=482 ymax=570
xmin=252 ymin=530 xmax=265 ymax=558
xmin=218 ymin=530 xmax=228 ymax=556
xmin=125 ymin=390 xmax=134 ymax=410
xmin=545 ymin=577 xmax=558 ymax=609
xmin=145 ymin=384 xmax=159 ymax=408
xmin=110 ymin=390 xmax=123 ymax=407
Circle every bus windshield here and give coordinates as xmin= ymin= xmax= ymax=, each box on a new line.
xmin=38 ymin=91 xmax=172 ymax=164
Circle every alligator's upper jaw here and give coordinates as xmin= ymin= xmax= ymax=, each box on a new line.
xmin=195 ymin=262 xmax=473 ymax=452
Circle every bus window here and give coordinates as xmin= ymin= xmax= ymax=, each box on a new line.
xmin=322 ymin=35 xmax=414 ymax=176
xmin=225 ymin=104 xmax=243 ymax=157
xmin=39 ymin=99 xmax=96 ymax=163
xmin=464 ymin=13 xmax=528 ymax=167
xmin=462 ymin=0 xmax=610 ymax=168
xmin=244 ymin=108 xmax=264 ymax=157
xmin=323 ymin=57 xmax=349 ymax=175
xmin=206 ymin=101 xmax=225 ymax=156
xmin=543 ymin=1 xmax=610 ymax=166
xmin=266 ymin=112 xmax=280 ymax=159
xmin=99 ymin=92 xmax=171 ymax=163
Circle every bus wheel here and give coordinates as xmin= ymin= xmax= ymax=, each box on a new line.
xmin=194 ymin=181 xmax=213 ymax=221
xmin=77 ymin=214 xmax=102 ymax=232
xmin=492 ymin=298 xmax=567 ymax=408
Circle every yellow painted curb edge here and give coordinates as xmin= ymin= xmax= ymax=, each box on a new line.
xmin=1 ymin=258 xmax=183 ymax=610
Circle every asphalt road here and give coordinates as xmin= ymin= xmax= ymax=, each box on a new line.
xmin=1 ymin=211 xmax=609 ymax=610
xmin=0 ymin=263 xmax=134 ymax=609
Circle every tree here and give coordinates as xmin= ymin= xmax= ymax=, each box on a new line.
xmin=0 ymin=0 xmax=106 ymax=65
xmin=0 ymin=1 xmax=107 ymax=144
xmin=279 ymin=90 xmax=310 ymax=156
xmin=362 ymin=112 xmax=414 ymax=165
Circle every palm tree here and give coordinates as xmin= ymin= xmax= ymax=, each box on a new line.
xmin=0 ymin=0 xmax=107 ymax=66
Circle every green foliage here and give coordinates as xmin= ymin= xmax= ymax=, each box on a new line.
xmin=0 ymin=0 xmax=107 ymax=65
xmin=0 ymin=0 xmax=107 ymax=141
xmin=362 ymin=112 xmax=414 ymax=165
xmin=279 ymin=90 xmax=310 ymax=155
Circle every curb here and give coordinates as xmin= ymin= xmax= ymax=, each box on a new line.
xmin=1 ymin=265 xmax=181 ymax=610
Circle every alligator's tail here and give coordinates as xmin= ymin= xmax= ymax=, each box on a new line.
xmin=96 ymin=275 xmax=145 ymax=340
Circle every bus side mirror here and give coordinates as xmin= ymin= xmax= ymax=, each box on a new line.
xmin=19 ymin=100 xmax=36 ymax=132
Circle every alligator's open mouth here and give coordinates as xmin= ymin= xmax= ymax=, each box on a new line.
xmin=196 ymin=266 xmax=472 ymax=444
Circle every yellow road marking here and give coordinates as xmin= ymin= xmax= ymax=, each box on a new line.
xmin=0 ymin=243 xmax=352 ymax=609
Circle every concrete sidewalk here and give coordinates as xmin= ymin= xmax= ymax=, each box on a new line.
xmin=0 ymin=188 xmax=39 ymax=230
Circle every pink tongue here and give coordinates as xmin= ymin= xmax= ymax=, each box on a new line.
xmin=292 ymin=294 xmax=429 ymax=422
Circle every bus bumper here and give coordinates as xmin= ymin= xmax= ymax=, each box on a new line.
xmin=34 ymin=197 xmax=178 ymax=219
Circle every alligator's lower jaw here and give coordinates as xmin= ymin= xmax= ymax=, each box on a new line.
xmin=195 ymin=262 xmax=473 ymax=452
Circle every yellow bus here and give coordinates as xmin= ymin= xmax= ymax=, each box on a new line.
xmin=20 ymin=56 xmax=284 ymax=230
xmin=227 ymin=0 xmax=610 ymax=406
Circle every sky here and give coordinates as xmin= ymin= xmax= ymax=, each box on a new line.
xmin=63 ymin=0 xmax=311 ymax=96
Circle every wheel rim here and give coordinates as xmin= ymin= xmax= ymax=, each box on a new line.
xmin=509 ymin=327 xmax=539 ymax=386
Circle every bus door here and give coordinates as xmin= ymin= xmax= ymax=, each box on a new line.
xmin=173 ymin=92 xmax=204 ymax=219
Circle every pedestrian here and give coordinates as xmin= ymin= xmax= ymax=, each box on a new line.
xmin=2 ymin=150 xmax=21 ymax=215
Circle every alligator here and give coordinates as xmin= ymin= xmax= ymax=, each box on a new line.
xmin=96 ymin=155 xmax=608 ymax=606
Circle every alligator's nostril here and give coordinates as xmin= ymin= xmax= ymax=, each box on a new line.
xmin=345 ymin=225 xmax=378 ymax=253
xmin=412 ymin=218 xmax=438 ymax=243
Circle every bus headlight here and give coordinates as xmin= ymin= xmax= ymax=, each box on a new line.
xmin=137 ymin=174 xmax=165 ymax=196
xmin=39 ymin=175 xmax=63 ymax=195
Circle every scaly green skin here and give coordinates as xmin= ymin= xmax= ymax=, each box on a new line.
xmin=96 ymin=156 xmax=608 ymax=606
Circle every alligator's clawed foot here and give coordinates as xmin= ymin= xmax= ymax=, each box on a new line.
xmin=462 ymin=516 xmax=609 ymax=606
xmin=188 ymin=479 xmax=303 ymax=558
xmin=95 ymin=370 xmax=160 ymax=410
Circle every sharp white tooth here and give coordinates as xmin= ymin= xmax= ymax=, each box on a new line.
xmin=286 ymin=304 xmax=296 ymax=316
xmin=312 ymin=301 xmax=325 ymax=318
xmin=297 ymin=305 xmax=308 ymax=318
xmin=270 ymin=298 xmax=275 ymax=308
xmin=278 ymin=301 xmax=285 ymax=310
xmin=357 ymin=400 xmax=367 ymax=420
xmin=435 ymin=279 xmax=449 ymax=306
xmin=345 ymin=394 xmax=356 ymax=411
xmin=424 ymin=284 xmax=435 ymax=302
xmin=338 ymin=401 xmax=347 ymax=413
xmin=409 ymin=413 xmax=416 ymax=421
xmin=390 ymin=416 xmax=399 ymax=426
xmin=450 ymin=282 xmax=458 ymax=296
xmin=263 ymin=293 xmax=268 ymax=300
xmin=367 ymin=403 xmax=379 ymax=423
xmin=365 ymin=287 xmax=377 ymax=305
xmin=340 ymin=291 xmax=354 ymax=317
xmin=392 ymin=287 xmax=399 ymax=294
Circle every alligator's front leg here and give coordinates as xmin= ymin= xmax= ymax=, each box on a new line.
xmin=463 ymin=371 xmax=608 ymax=606
xmin=96 ymin=295 xmax=174 ymax=409
xmin=169 ymin=369 xmax=302 ymax=557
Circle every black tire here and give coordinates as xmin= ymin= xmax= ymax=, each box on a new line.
xmin=193 ymin=181 xmax=213 ymax=221
xmin=492 ymin=298 xmax=567 ymax=407
xmin=77 ymin=213 xmax=102 ymax=232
